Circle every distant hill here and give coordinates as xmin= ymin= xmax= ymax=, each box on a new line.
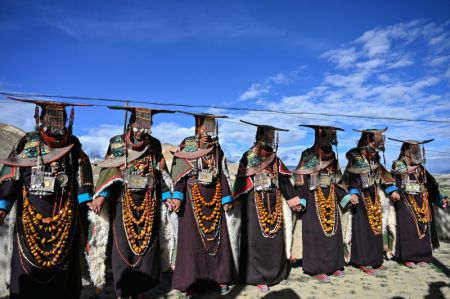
xmin=0 ymin=123 xmax=25 ymax=168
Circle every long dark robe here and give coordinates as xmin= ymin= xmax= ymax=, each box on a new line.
xmin=0 ymin=136 xmax=92 ymax=299
xmin=110 ymin=187 xmax=162 ymax=297
xmin=347 ymin=172 xmax=384 ymax=267
xmin=171 ymin=150 xmax=235 ymax=292
xmin=393 ymin=168 xmax=439 ymax=263
xmin=295 ymin=176 xmax=346 ymax=275
xmin=96 ymin=135 xmax=170 ymax=297
xmin=238 ymin=173 xmax=296 ymax=286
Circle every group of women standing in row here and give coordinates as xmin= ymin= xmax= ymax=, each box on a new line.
xmin=0 ymin=98 xmax=447 ymax=299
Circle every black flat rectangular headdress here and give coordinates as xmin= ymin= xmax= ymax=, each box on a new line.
xmin=388 ymin=138 xmax=434 ymax=145
xmin=8 ymin=96 xmax=92 ymax=107
xmin=177 ymin=111 xmax=228 ymax=119
xmin=240 ymin=120 xmax=289 ymax=131
xmin=300 ymin=124 xmax=344 ymax=131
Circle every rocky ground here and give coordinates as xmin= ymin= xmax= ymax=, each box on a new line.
xmin=77 ymin=242 xmax=450 ymax=299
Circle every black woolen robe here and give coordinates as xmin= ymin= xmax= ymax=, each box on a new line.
xmin=171 ymin=149 xmax=235 ymax=292
xmin=97 ymin=137 xmax=171 ymax=297
xmin=0 ymin=136 xmax=92 ymax=299
xmin=393 ymin=168 xmax=439 ymax=263
xmin=238 ymin=171 xmax=296 ymax=286
xmin=347 ymin=172 xmax=384 ymax=268
xmin=294 ymin=175 xmax=346 ymax=275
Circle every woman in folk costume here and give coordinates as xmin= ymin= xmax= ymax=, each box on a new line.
xmin=232 ymin=120 xmax=301 ymax=293
xmin=169 ymin=112 xmax=238 ymax=298
xmin=87 ymin=106 xmax=175 ymax=298
xmin=388 ymin=138 xmax=447 ymax=268
xmin=292 ymin=125 xmax=350 ymax=283
xmin=0 ymin=98 xmax=93 ymax=299
xmin=341 ymin=128 xmax=400 ymax=275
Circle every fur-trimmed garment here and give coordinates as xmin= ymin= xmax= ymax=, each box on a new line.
xmin=293 ymin=148 xmax=347 ymax=275
xmin=170 ymin=137 xmax=237 ymax=292
xmin=88 ymin=134 xmax=173 ymax=297
xmin=0 ymin=133 xmax=93 ymax=299
xmin=391 ymin=161 xmax=444 ymax=263
xmin=233 ymin=150 xmax=295 ymax=286
xmin=341 ymin=148 xmax=397 ymax=267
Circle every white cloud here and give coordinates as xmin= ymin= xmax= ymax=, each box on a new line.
xmin=78 ymin=124 xmax=123 ymax=159
xmin=78 ymin=122 xmax=195 ymax=160
xmin=239 ymin=83 xmax=272 ymax=100
xmin=0 ymin=102 xmax=36 ymax=131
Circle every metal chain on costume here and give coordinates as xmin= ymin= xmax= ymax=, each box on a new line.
xmin=402 ymin=168 xmax=430 ymax=239
xmin=402 ymin=193 xmax=429 ymax=240
xmin=254 ymin=159 xmax=283 ymax=238
xmin=189 ymin=180 xmax=223 ymax=256
xmin=18 ymin=188 xmax=77 ymax=269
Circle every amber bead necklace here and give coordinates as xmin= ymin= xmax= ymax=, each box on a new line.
xmin=19 ymin=187 xmax=76 ymax=269
xmin=121 ymin=188 xmax=156 ymax=255
xmin=315 ymin=183 xmax=338 ymax=237
xmin=254 ymin=159 xmax=283 ymax=238
xmin=191 ymin=179 xmax=223 ymax=256
xmin=362 ymin=190 xmax=382 ymax=235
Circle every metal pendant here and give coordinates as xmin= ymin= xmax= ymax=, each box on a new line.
xmin=360 ymin=173 xmax=369 ymax=188
xmin=30 ymin=166 xmax=55 ymax=195
xmin=405 ymin=181 xmax=422 ymax=194
xmin=198 ymin=169 xmax=214 ymax=185
xmin=319 ymin=174 xmax=331 ymax=187
xmin=309 ymin=173 xmax=319 ymax=190
xmin=56 ymin=173 xmax=69 ymax=187
xmin=127 ymin=174 xmax=148 ymax=190
xmin=254 ymin=172 xmax=272 ymax=192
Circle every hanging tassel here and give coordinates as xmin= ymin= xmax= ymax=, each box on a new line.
xmin=68 ymin=106 xmax=75 ymax=135
xmin=34 ymin=105 xmax=40 ymax=131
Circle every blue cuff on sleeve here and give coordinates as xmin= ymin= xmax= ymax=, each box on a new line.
xmin=299 ymin=198 xmax=307 ymax=209
xmin=349 ymin=188 xmax=360 ymax=196
xmin=77 ymin=193 xmax=92 ymax=204
xmin=222 ymin=195 xmax=233 ymax=205
xmin=162 ymin=191 xmax=171 ymax=201
xmin=0 ymin=199 xmax=13 ymax=212
xmin=98 ymin=190 xmax=110 ymax=199
xmin=340 ymin=194 xmax=352 ymax=208
xmin=385 ymin=185 xmax=398 ymax=194
xmin=172 ymin=191 xmax=184 ymax=201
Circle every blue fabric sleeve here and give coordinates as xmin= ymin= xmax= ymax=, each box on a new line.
xmin=77 ymin=193 xmax=92 ymax=204
xmin=172 ymin=191 xmax=184 ymax=201
xmin=385 ymin=185 xmax=398 ymax=194
xmin=221 ymin=195 xmax=233 ymax=205
xmin=299 ymin=198 xmax=307 ymax=209
xmin=0 ymin=199 xmax=13 ymax=212
xmin=98 ymin=190 xmax=110 ymax=199
xmin=348 ymin=188 xmax=360 ymax=196
xmin=162 ymin=191 xmax=171 ymax=201
xmin=340 ymin=194 xmax=352 ymax=208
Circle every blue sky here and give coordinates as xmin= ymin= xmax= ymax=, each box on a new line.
xmin=0 ymin=1 xmax=450 ymax=172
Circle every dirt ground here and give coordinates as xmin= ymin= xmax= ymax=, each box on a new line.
xmin=74 ymin=242 xmax=450 ymax=299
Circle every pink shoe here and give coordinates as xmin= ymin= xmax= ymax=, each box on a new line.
xmin=360 ymin=266 xmax=377 ymax=275
xmin=257 ymin=284 xmax=270 ymax=292
xmin=417 ymin=262 xmax=428 ymax=267
xmin=404 ymin=262 xmax=417 ymax=268
xmin=377 ymin=265 xmax=387 ymax=271
xmin=314 ymin=273 xmax=330 ymax=283
xmin=333 ymin=270 xmax=345 ymax=278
